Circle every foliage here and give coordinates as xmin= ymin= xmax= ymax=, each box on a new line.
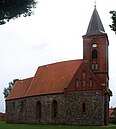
xmin=0 ymin=0 xmax=37 ymax=25
xmin=3 ymin=79 xmax=19 ymax=98
xmin=109 ymin=89 xmax=113 ymax=101
xmin=109 ymin=89 xmax=113 ymax=97
xmin=109 ymin=11 xmax=116 ymax=34
xmin=111 ymin=118 xmax=116 ymax=125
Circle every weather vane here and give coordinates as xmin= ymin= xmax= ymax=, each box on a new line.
xmin=94 ymin=0 xmax=96 ymax=8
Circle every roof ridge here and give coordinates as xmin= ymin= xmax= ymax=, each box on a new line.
xmin=20 ymin=77 xmax=33 ymax=81
xmin=38 ymin=59 xmax=83 ymax=68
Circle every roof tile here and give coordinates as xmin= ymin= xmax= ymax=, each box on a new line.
xmin=6 ymin=59 xmax=83 ymax=100
xmin=6 ymin=77 xmax=33 ymax=100
xmin=26 ymin=59 xmax=83 ymax=96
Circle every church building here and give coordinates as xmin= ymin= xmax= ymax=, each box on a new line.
xmin=6 ymin=7 xmax=109 ymax=125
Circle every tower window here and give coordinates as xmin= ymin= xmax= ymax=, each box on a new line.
xmin=91 ymin=63 xmax=94 ymax=70
xmin=91 ymin=63 xmax=98 ymax=71
xmin=95 ymin=63 xmax=98 ymax=70
xmin=92 ymin=49 xmax=97 ymax=59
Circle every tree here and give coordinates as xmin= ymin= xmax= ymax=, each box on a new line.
xmin=109 ymin=11 xmax=116 ymax=34
xmin=109 ymin=89 xmax=113 ymax=97
xmin=0 ymin=0 xmax=37 ymax=25
xmin=109 ymin=89 xmax=113 ymax=101
xmin=3 ymin=79 xmax=19 ymax=98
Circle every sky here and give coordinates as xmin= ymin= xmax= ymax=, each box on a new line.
xmin=0 ymin=0 xmax=116 ymax=112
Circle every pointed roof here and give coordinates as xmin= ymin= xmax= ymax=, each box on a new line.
xmin=86 ymin=7 xmax=106 ymax=36
xmin=6 ymin=60 xmax=83 ymax=100
xmin=26 ymin=60 xmax=83 ymax=97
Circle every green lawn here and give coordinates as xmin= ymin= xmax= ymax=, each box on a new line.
xmin=0 ymin=121 xmax=116 ymax=129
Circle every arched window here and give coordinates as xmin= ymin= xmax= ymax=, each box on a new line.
xmin=20 ymin=101 xmax=24 ymax=112
xmin=82 ymin=70 xmax=86 ymax=79
xmin=82 ymin=80 xmax=85 ymax=87
xmin=95 ymin=63 xmax=98 ymax=70
xmin=92 ymin=49 xmax=97 ymax=59
xmin=82 ymin=70 xmax=86 ymax=88
xmin=89 ymin=78 xmax=93 ymax=87
xmin=91 ymin=63 xmax=94 ymax=70
xmin=82 ymin=103 xmax=86 ymax=113
xmin=75 ymin=79 xmax=79 ymax=89
xmin=12 ymin=102 xmax=15 ymax=109
xmin=36 ymin=101 xmax=41 ymax=119
xmin=52 ymin=100 xmax=58 ymax=118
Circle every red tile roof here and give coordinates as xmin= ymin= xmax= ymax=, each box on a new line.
xmin=6 ymin=59 xmax=83 ymax=100
xmin=26 ymin=60 xmax=82 ymax=97
xmin=6 ymin=77 xmax=33 ymax=100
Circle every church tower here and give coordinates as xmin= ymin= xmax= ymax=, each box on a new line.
xmin=83 ymin=6 xmax=109 ymax=125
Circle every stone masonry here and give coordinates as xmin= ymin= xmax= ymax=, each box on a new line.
xmin=6 ymin=90 xmax=105 ymax=125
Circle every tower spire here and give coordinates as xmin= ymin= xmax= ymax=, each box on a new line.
xmin=85 ymin=7 xmax=106 ymax=36
xmin=94 ymin=0 xmax=96 ymax=8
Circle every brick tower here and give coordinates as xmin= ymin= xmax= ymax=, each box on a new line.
xmin=83 ymin=6 xmax=109 ymax=125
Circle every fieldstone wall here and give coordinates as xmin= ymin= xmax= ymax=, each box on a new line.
xmin=6 ymin=93 xmax=66 ymax=124
xmin=6 ymin=91 xmax=106 ymax=125
xmin=65 ymin=91 xmax=104 ymax=125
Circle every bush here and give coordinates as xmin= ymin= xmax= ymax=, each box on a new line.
xmin=111 ymin=118 xmax=116 ymax=124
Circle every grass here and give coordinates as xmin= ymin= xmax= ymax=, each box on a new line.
xmin=0 ymin=121 xmax=116 ymax=129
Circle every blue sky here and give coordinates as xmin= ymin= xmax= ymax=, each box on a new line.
xmin=0 ymin=0 xmax=116 ymax=112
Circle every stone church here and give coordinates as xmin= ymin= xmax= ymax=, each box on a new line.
xmin=6 ymin=7 xmax=109 ymax=125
